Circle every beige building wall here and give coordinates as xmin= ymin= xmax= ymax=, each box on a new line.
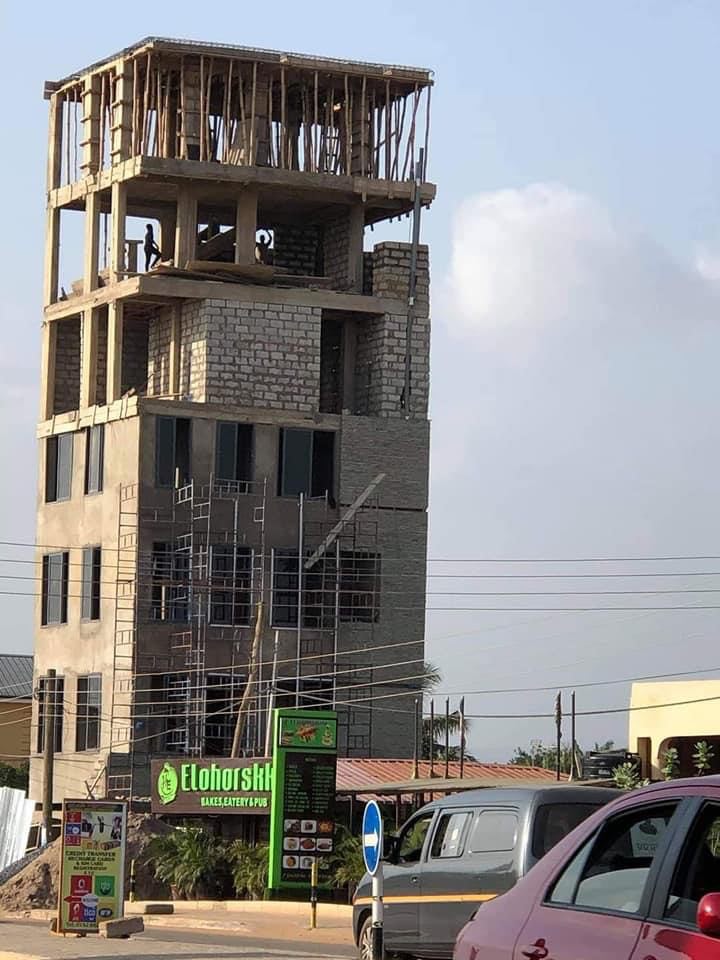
xmin=629 ymin=680 xmax=720 ymax=779
xmin=0 ymin=699 xmax=32 ymax=764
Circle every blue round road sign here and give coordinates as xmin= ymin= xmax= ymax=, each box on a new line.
xmin=362 ymin=800 xmax=383 ymax=875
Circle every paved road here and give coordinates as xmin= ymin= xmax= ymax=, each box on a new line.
xmin=0 ymin=919 xmax=356 ymax=960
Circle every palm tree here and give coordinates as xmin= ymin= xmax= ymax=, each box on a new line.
xmin=421 ymin=661 xmax=471 ymax=760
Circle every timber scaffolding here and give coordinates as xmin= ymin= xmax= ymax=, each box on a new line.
xmin=106 ymin=473 xmax=381 ymax=801
xmin=44 ymin=36 xmax=433 ymax=204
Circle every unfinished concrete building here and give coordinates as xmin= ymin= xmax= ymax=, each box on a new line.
xmin=30 ymin=37 xmax=434 ymax=802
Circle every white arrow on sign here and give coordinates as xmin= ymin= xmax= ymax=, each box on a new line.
xmin=364 ymin=829 xmax=379 ymax=848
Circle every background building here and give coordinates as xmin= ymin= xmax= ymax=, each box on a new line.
xmin=0 ymin=655 xmax=33 ymax=766
xmin=30 ymin=38 xmax=434 ymax=802
xmin=629 ymin=680 xmax=720 ymax=779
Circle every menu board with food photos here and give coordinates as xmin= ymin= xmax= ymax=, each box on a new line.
xmin=268 ymin=709 xmax=337 ymax=890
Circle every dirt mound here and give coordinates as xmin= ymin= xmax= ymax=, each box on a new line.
xmin=0 ymin=813 xmax=172 ymax=914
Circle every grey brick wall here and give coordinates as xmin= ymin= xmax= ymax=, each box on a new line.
xmin=372 ymin=242 xmax=430 ymax=317
xmin=147 ymin=309 xmax=172 ymax=396
xmin=323 ymin=213 xmax=350 ymax=289
xmin=273 ymin=225 xmax=322 ymax=276
xmin=177 ymin=298 xmax=322 ymax=411
xmin=338 ymin=414 xmax=429 ymax=510
xmin=95 ymin=311 xmax=107 ymax=406
xmin=354 ymin=312 xmax=429 ymax=419
xmin=54 ymin=317 xmax=80 ymax=414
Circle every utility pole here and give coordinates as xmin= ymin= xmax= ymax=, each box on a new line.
xmin=555 ymin=691 xmax=563 ymax=781
xmin=459 ymin=697 xmax=466 ymax=779
xmin=570 ymin=690 xmax=577 ymax=780
xmin=42 ymin=669 xmax=56 ymax=845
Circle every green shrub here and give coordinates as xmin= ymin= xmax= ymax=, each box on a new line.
xmin=230 ymin=841 xmax=268 ymax=900
xmin=148 ymin=825 xmax=226 ymax=899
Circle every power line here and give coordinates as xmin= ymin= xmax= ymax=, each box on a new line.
xmin=2 ymin=539 xmax=720 ymax=563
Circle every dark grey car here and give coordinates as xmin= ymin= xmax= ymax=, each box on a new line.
xmin=352 ymin=785 xmax=620 ymax=959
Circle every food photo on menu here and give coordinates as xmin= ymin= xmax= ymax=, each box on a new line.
xmin=282 ymin=855 xmax=299 ymax=869
xmin=301 ymin=820 xmax=317 ymax=833
xmin=283 ymin=837 xmax=300 ymax=851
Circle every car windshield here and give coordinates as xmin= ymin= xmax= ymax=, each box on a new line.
xmin=532 ymin=803 xmax=604 ymax=859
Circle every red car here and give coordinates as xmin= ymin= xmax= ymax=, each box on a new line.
xmin=454 ymin=775 xmax=720 ymax=960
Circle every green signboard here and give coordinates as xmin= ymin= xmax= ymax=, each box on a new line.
xmin=268 ymin=708 xmax=338 ymax=890
xmin=150 ymin=758 xmax=273 ymax=815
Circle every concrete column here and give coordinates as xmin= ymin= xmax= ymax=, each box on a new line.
xmin=80 ymin=308 xmax=99 ymax=408
xmin=107 ymin=301 xmax=124 ymax=402
xmin=39 ymin=322 xmax=58 ymax=421
xmin=44 ymin=207 xmax=60 ymax=307
xmin=46 ymin=93 xmax=63 ymax=191
xmin=341 ymin=317 xmax=357 ymax=412
xmin=110 ymin=181 xmax=127 ymax=282
xmin=83 ymin=191 xmax=101 ymax=294
xmin=175 ymin=187 xmax=198 ymax=267
xmin=235 ymin=187 xmax=258 ymax=264
xmin=159 ymin=210 xmax=176 ymax=262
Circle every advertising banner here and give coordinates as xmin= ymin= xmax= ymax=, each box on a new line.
xmin=268 ymin=708 xmax=337 ymax=891
xmin=57 ymin=800 xmax=127 ymax=934
xmin=150 ymin=757 xmax=273 ymax=815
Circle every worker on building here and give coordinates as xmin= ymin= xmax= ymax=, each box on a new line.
xmin=255 ymin=231 xmax=273 ymax=265
xmin=144 ymin=224 xmax=162 ymax=271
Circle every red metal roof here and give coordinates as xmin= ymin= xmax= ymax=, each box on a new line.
xmin=336 ymin=758 xmax=562 ymax=793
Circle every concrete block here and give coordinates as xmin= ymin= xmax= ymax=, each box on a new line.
xmin=144 ymin=903 xmax=174 ymax=915
xmin=99 ymin=915 xmax=145 ymax=938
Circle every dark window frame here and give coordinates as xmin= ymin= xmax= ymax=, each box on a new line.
xmin=277 ymin=428 xmax=335 ymax=499
xmin=215 ymin=422 xmax=254 ymax=487
xmin=151 ymin=542 xmax=190 ymax=622
xmin=81 ymin=546 xmax=102 ymax=621
xmin=41 ymin=551 xmax=69 ymax=625
xmin=45 ymin=433 xmax=73 ymax=503
xmin=84 ymin=424 xmax=104 ymax=495
xmin=75 ymin=674 xmax=101 ymax=751
xmin=156 ymin=416 xmax=191 ymax=488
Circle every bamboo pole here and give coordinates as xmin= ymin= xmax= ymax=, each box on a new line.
xmin=239 ymin=65 xmax=248 ymax=162
xmin=344 ymin=75 xmax=351 ymax=174
xmin=385 ymin=81 xmax=391 ymax=180
xmin=280 ymin=66 xmax=286 ymax=168
xmin=423 ymin=84 xmax=431 ymax=178
xmin=250 ymin=62 xmax=257 ymax=163
xmin=199 ymin=55 xmax=205 ymax=161
xmin=313 ymin=70 xmax=319 ymax=172
xmin=132 ymin=57 xmax=139 ymax=155
xmin=97 ymin=73 xmax=106 ymax=170
xmin=155 ymin=66 xmax=162 ymax=156
xmin=360 ymin=75 xmax=366 ymax=177
xmin=224 ymin=60 xmax=233 ymax=163
xmin=179 ymin=55 xmax=186 ymax=158
xmin=206 ymin=57 xmax=214 ymax=160
xmin=142 ymin=52 xmax=151 ymax=155
xmin=403 ymin=86 xmax=420 ymax=181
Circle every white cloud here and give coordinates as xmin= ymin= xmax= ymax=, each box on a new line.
xmin=428 ymin=184 xmax=720 ymax=757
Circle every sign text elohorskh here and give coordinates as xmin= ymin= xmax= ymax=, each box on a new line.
xmin=150 ymin=758 xmax=272 ymax=815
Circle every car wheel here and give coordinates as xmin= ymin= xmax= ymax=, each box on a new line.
xmin=359 ymin=915 xmax=387 ymax=960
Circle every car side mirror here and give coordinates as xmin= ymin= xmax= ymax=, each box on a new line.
xmin=697 ymin=893 xmax=720 ymax=937
xmin=383 ymin=835 xmax=398 ymax=864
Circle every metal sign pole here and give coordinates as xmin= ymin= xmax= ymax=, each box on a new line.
xmin=371 ymin=865 xmax=384 ymax=960
xmin=362 ymin=800 xmax=384 ymax=960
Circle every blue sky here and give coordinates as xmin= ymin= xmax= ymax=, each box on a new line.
xmin=2 ymin=1 xmax=720 ymax=759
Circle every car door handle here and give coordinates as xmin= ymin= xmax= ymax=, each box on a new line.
xmin=521 ymin=940 xmax=548 ymax=960
xmin=410 ymin=875 xmax=419 ymax=883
